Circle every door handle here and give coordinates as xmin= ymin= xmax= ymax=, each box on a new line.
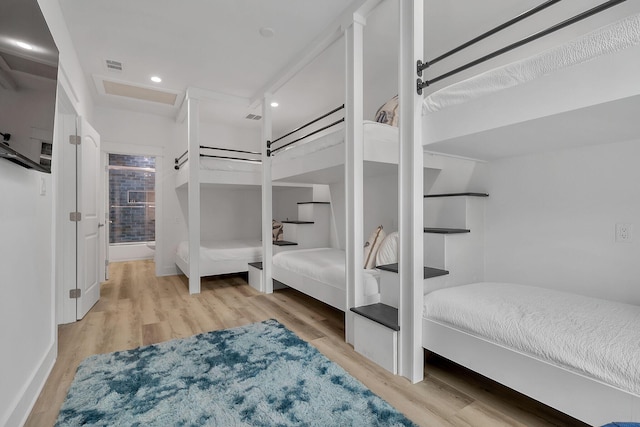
xmin=98 ymin=223 xmax=105 ymax=228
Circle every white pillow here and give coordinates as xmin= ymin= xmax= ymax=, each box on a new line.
xmin=363 ymin=226 xmax=386 ymax=269
xmin=376 ymin=231 xmax=398 ymax=266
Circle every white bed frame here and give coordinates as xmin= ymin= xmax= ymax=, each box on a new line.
xmin=175 ymin=254 xmax=261 ymax=279
xmin=422 ymin=317 xmax=640 ymax=425
xmin=272 ymin=264 xmax=380 ymax=312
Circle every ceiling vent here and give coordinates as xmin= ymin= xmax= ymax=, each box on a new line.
xmin=245 ymin=114 xmax=262 ymax=120
xmin=105 ymin=59 xmax=123 ymax=72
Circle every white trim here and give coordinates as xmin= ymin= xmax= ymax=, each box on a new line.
xmin=3 ymin=341 xmax=56 ymax=427
xmin=398 ymin=0 xmax=424 ymax=383
xmin=261 ymin=95 xmax=274 ymax=294
xmin=187 ymin=98 xmax=201 ymax=294
xmin=344 ymin=15 xmax=365 ymax=345
xmin=101 ymin=141 xmax=164 ymax=157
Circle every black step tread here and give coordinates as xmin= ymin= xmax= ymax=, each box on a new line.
xmin=350 ymin=303 xmax=399 ymax=331
xmin=424 ymin=192 xmax=489 ymax=198
xmin=377 ymin=263 xmax=449 ymax=279
xmin=424 ymin=227 xmax=470 ymax=234
xmin=297 ymin=201 xmax=331 ymax=204
xmin=281 ymin=220 xmax=314 ymax=224
xmin=273 ymin=241 xmax=298 ymax=246
xmin=248 ymin=262 xmax=263 ymax=270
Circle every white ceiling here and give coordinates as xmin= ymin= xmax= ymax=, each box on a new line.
xmin=57 ymin=0 xmax=634 ymax=136
xmin=58 ymin=0 xmax=360 ymax=129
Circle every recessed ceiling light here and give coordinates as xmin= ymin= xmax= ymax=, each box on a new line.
xmin=259 ymin=27 xmax=275 ymax=38
xmin=150 ymin=76 xmax=162 ymax=83
xmin=16 ymin=41 xmax=33 ymax=50
xmin=270 ymin=102 xmax=279 ymax=107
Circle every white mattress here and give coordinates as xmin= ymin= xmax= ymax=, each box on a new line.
xmin=199 ymin=157 xmax=261 ymax=172
xmin=423 ymin=13 xmax=640 ymax=114
xmin=423 ymin=282 xmax=640 ymax=395
xmin=272 ymin=121 xmax=398 ymax=162
xmin=272 ymin=248 xmax=380 ymax=297
xmin=176 ymin=239 xmax=262 ymax=263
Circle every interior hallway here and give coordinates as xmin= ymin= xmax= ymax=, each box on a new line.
xmin=26 ymin=260 xmax=585 ymax=426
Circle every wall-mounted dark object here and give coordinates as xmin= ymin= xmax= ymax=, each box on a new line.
xmin=0 ymin=0 xmax=59 ymax=173
xmin=0 ymin=141 xmax=49 ymax=172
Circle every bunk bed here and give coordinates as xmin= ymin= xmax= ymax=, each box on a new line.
xmin=267 ymin=104 xmax=402 ymax=183
xmin=174 ymin=134 xmax=264 ymax=291
xmin=174 ymin=145 xmax=262 ymax=188
xmin=415 ymin=1 xmax=640 ymax=424
xmin=272 ymin=248 xmax=381 ymax=311
xmin=175 ymin=239 xmax=262 ymax=278
xmin=420 ymin=3 xmax=640 ymax=161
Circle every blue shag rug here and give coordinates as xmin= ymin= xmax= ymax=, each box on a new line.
xmin=56 ymin=319 xmax=416 ymax=426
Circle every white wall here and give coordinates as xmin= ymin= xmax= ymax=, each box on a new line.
xmin=329 ymin=171 xmax=399 ymax=251
xmin=0 ymin=0 xmax=94 ymax=424
xmin=485 ymin=139 xmax=640 ymax=305
xmin=273 ymin=187 xmax=313 ymax=222
xmin=199 ymin=186 xmax=262 ymax=241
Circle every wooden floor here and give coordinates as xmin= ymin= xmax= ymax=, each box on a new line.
xmin=26 ymin=260 xmax=586 ymax=427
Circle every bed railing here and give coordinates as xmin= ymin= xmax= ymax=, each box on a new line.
xmin=268 ymin=104 xmax=345 ymax=157
xmin=416 ymin=0 xmax=627 ymax=94
xmin=174 ymin=146 xmax=262 ymax=170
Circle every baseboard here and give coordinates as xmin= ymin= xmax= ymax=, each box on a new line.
xmin=3 ymin=341 xmax=56 ymax=427
xmin=158 ymin=264 xmax=179 ymax=277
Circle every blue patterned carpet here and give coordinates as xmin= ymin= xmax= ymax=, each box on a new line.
xmin=56 ymin=319 xmax=416 ymax=426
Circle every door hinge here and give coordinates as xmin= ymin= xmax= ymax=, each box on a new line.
xmin=69 ymin=289 xmax=81 ymax=299
xmin=70 ymin=212 xmax=82 ymax=222
xmin=69 ymin=135 xmax=81 ymax=145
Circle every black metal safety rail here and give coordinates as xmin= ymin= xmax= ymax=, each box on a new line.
xmin=416 ymin=0 xmax=627 ymax=94
xmin=174 ymin=146 xmax=262 ymax=170
xmin=174 ymin=150 xmax=188 ymax=170
xmin=268 ymin=104 xmax=345 ymax=157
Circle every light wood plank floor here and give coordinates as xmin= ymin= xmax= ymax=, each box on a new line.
xmin=26 ymin=260 xmax=586 ymax=426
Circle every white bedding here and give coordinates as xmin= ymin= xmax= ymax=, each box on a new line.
xmin=176 ymin=239 xmax=262 ymax=263
xmin=423 ymin=13 xmax=640 ymax=114
xmin=272 ymin=248 xmax=380 ymax=297
xmin=423 ymin=282 xmax=640 ymax=395
xmin=272 ymin=121 xmax=398 ymax=162
xmin=199 ymin=157 xmax=261 ymax=172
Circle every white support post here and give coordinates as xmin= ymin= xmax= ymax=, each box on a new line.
xmin=261 ymin=94 xmax=274 ymax=294
xmin=398 ymin=0 xmax=424 ymax=382
xmin=187 ymin=96 xmax=201 ymax=294
xmin=344 ymin=13 xmax=366 ymax=345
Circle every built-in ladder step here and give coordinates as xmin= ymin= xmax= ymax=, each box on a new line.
xmin=297 ymin=201 xmax=331 ymax=205
xmin=273 ymin=241 xmax=298 ymax=246
xmin=377 ymin=263 xmax=449 ymax=279
xmin=424 ymin=192 xmax=489 ymax=198
xmin=424 ymin=227 xmax=470 ymax=234
xmin=248 ymin=261 xmax=263 ymax=270
xmin=281 ymin=220 xmax=314 ymax=224
xmin=350 ymin=303 xmax=399 ymax=331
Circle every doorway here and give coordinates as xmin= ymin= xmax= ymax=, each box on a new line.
xmin=107 ymin=153 xmax=156 ymax=262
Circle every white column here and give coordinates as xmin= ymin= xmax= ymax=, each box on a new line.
xmin=344 ymin=13 xmax=365 ymax=344
xmin=187 ymin=96 xmax=201 ymax=294
xmin=261 ymin=94 xmax=274 ymax=294
xmin=398 ymin=0 xmax=424 ymax=382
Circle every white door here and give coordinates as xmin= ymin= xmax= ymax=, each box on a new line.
xmin=76 ymin=117 xmax=101 ymax=319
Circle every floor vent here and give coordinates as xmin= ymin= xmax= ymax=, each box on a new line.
xmin=105 ymin=59 xmax=123 ymax=72
xmin=245 ymin=114 xmax=262 ymax=120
